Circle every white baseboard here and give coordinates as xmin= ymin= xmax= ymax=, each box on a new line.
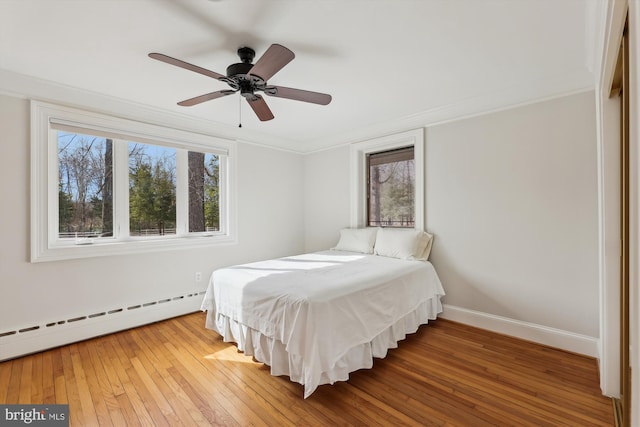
xmin=440 ymin=304 xmax=599 ymax=358
xmin=1 ymin=298 xmax=600 ymax=361
xmin=0 ymin=291 xmax=205 ymax=361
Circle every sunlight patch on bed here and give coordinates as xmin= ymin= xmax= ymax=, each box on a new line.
xmin=228 ymin=252 xmax=366 ymax=280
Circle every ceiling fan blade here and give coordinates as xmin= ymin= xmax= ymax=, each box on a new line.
xmin=264 ymin=85 xmax=332 ymax=105
xmin=149 ymin=52 xmax=227 ymax=80
xmin=247 ymin=44 xmax=294 ymax=81
xmin=178 ymin=90 xmax=236 ymax=106
xmin=246 ymin=95 xmax=274 ymax=121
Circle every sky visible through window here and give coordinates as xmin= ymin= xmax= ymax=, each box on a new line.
xmin=57 ymin=132 xmax=180 ymax=238
xmin=128 ymin=141 xmax=177 ymax=236
xmin=57 ymin=131 xmax=112 ymax=238
xmin=57 ymin=132 xmax=219 ymax=239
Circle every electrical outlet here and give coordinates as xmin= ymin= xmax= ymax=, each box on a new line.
xmin=195 ymin=272 xmax=202 ymax=282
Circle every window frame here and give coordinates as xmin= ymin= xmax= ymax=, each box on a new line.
xmin=366 ymin=146 xmax=416 ymax=228
xmin=349 ymin=129 xmax=424 ymax=230
xmin=31 ymin=101 xmax=237 ymax=262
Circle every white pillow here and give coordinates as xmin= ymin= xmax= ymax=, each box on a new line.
xmin=415 ymin=231 xmax=434 ymax=261
xmin=374 ymin=228 xmax=433 ymax=260
xmin=333 ymin=228 xmax=379 ymax=254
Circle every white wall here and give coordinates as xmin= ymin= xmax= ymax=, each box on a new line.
xmin=304 ymin=91 xmax=599 ymax=343
xmin=236 ymin=141 xmax=305 ymax=260
xmin=427 ymin=91 xmax=598 ymax=337
xmin=303 ymin=145 xmax=351 ymax=252
xmin=0 ymin=94 xmax=304 ymax=359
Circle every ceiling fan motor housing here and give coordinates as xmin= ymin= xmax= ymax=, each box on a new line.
xmin=226 ymin=47 xmax=266 ymax=99
xmin=226 ymin=62 xmax=254 ymax=78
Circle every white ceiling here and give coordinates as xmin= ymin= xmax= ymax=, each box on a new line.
xmin=0 ymin=0 xmax=600 ymax=152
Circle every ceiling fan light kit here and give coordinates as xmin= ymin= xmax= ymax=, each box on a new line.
xmin=149 ymin=44 xmax=332 ymax=122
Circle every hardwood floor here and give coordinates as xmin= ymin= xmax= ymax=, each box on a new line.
xmin=0 ymin=312 xmax=613 ymax=426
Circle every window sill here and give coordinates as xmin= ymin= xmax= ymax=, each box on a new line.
xmin=31 ymin=234 xmax=237 ymax=263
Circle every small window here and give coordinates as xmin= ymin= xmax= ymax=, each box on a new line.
xmin=367 ymin=147 xmax=415 ymax=227
xmin=349 ymin=129 xmax=424 ymax=230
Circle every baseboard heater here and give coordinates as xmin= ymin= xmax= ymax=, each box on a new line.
xmin=0 ymin=290 xmax=206 ymax=361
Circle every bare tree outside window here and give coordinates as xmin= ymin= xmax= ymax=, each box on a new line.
xmin=57 ymin=132 xmax=113 ymax=238
xmin=367 ymin=147 xmax=415 ymax=227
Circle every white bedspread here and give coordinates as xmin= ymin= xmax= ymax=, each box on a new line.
xmin=201 ymin=250 xmax=445 ymax=397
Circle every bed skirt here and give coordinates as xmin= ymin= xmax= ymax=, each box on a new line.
xmin=204 ymin=295 xmax=442 ymax=397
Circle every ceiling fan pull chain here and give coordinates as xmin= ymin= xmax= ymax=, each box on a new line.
xmin=238 ymin=95 xmax=242 ymax=128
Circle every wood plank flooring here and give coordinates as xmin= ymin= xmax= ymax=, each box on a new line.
xmin=0 ymin=312 xmax=614 ymax=426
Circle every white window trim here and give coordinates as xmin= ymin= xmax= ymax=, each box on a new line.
xmin=349 ymin=129 xmax=424 ymax=230
xmin=31 ymin=101 xmax=237 ymax=262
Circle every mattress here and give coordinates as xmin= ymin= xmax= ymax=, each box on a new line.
xmin=201 ymin=250 xmax=445 ymax=397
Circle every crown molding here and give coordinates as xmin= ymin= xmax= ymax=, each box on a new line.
xmin=0 ymin=67 xmax=595 ymax=156
xmin=0 ymin=68 xmax=303 ymax=153
xmin=303 ymin=74 xmax=595 ymax=154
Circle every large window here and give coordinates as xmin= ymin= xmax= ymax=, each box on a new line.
xmin=350 ymin=129 xmax=424 ymax=230
xmin=367 ymin=146 xmax=415 ymax=227
xmin=32 ymin=101 xmax=236 ymax=262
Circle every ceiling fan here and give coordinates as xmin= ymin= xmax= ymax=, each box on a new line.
xmin=149 ymin=44 xmax=332 ymax=122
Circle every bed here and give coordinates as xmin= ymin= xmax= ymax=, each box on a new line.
xmin=201 ymin=227 xmax=445 ymax=398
